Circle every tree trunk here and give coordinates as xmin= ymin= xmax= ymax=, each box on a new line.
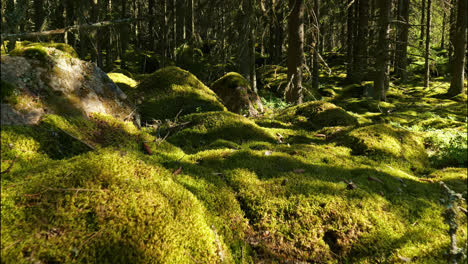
xmin=239 ymin=0 xmax=256 ymax=91
xmin=447 ymin=0 xmax=467 ymax=96
xmin=448 ymin=0 xmax=456 ymax=67
xmin=395 ymin=0 xmax=410 ymax=82
xmin=312 ymin=0 xmax=320 ymax=91
xmin=286 ymin=0 xmax=305 ymax=104
xmin=373 ymin=0 xmax=391 ymax=101
xmin=420 ymin=0 xmax=426 ymax=46
xmin=353 ymin=0 xmax=369 ymax=83
xmin=176 ymin=0 xmax=186 ymax=44
xmin=33 ymin=0 xmax=45 ymax=32
xmin=346 ymin=0 xmax=355 ymax=81
xmin=441 ymin=3 xmax=446 ymax=49
xmin=423 ymin=0 xmax=431 ymax=87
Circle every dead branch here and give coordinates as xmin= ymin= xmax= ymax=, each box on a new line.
xmin=0 ymin=155 xmax=18 ymax=175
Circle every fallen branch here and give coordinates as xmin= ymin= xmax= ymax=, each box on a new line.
xmin=0 ymin=155 xmax=18 ymax=175
xmin=1 ymin=17 xmax=148 ymax=39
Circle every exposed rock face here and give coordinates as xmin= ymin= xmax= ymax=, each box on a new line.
xmin=1 ymin=44 xmax=134 ymax=125
xmin=211 ymin=72 xmax=263 ymax=116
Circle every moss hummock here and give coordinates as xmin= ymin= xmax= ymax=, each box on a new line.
xmin=211 ymin=72 xmax=263 ymax=116
xmin=276 ymin=101 xmax=358 ymax=130
xmin=135 ymin=66 xmax=226 ymax=122
xmin=168 ymin=111 xmax=276 ymax=153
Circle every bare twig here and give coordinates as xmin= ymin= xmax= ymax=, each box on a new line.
xmin=0 ymin=155 xmax=18 ymax=174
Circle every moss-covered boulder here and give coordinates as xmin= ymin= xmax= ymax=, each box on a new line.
xmin=276 ymin=101 xmax=358 ymax=130
xmin=168 ymin=111 xmax=276 ymax=153
xmin=211 ymin=72 xmax=263 ymax=116
xmin=337 ymin=124 xmax=429 ymax=168
xmin=257 ymin=65 xmax=288 ymax=96
xmin=107 ymin=72 xmax=138 ymax=96
xmin=0 ymin=149 xmax=225 ymax=263
xmin=1 ymin=43 xmax=133 ymax=125
xmin=135 ymin=66 xmax=226 ymax=122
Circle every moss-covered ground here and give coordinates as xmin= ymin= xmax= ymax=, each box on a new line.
xmin=1 ymin=53 xmax=467 ymax=263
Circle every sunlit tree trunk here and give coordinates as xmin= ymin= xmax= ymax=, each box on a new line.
xmin=447 ymin=0 xmax=467 ymax=96
xmin=423 ymin=0 xmax=431 ymax=87
xmin=395 ymin=0 xmax=410 ymax=82
xmin=373 ymin=0 xmax=391 ymax=101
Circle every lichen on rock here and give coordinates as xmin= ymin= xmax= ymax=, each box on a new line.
xmin=1 ymin=43 xmax=133 ymax=125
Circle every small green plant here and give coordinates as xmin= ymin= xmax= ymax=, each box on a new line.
xmin=261 ymin=95 xmax=290 ymax=110
xmin=426 ymin=131 xmax=467 ymax=168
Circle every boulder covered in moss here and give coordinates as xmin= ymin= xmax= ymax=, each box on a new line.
xmin=210 ymin=72 xmax=263 ymax=116
xmin=336 ymin=124 xmax=429 ymax=168
xmin=108 ymin=72 xmax=138 ymax=96
xmin=168 ymin=111 xmax=276 ymax=153
xmin=257 ymin=65 xmax=288 ymax=96
xmin=276 ymin=101 xmax=358 ymax=130
xmin=135 ymin=66 xmax=226 ymax=122
xmin=1 ymin=43 xmax=133 ymax=125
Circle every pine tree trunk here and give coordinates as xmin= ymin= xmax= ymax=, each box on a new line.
xmin=424 ymin=0 xmax=431 ymax=87
xmin=420 ymin=0 xmax=426 ymax=46
xmin=395 ymin=0 xmax=410 ymax=82
xmin=286 ymin=0 xmax=304 ymax=104
xmin=346 ymin=0 xmax=355 ymax=81
xmin=33 ymin=0 xmax=45 ymax=32
xmin=353 ymin=0 xmax=369 ymax=84
xmin=373 ymin=0 xmax=391 ymax=101
xmin=447 ymin=0 xmax=468 ymax=96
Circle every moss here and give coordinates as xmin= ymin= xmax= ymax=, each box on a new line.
xmin=257 ymin=65 xmax=288 ymax=95
xmin=110 ymin=68 xmax=134 ymax=78
xmin=107 ymin=73 xmax=138 ymax=95
xmin=1 ymin=149 xmax=223 ymax=263
xmin=168 ymin=111 xmax=276 ymax=153
xmin=10 ymin=46 xmax=50 ymax=62
xmin=1 ymin=79 xmax=17 ymax=102
xmin=42 ymin=43 xmax=79 ymax=58
xmin=276 ymin=101 xmax=358 ymax=130
xmin=211 ymin=72 xmax=263 ymax=115
xmin=135 ymin=66 xmax=226 ymax=122
xmin=337 ymin=124 xmax=429 ymax=169
xmin=335 ymin=98 xmax=395 ymax=114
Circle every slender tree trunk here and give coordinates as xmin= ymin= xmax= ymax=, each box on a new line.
xmin=441 ymin=3 xmax=446 ymax=49
xmin=395 ymin=0 xmax=410 ymax=82
xmin=286 ymin=0 xmax=305 ymax=104
xmin=346 ymin=0 xmax=355 ymax=81
xmin=424 ymin=0 xmax=431 ymax=87
xmin=33 ymin=0 xmax=45 ymax=32
xmin=176 ymin=0 xmax=186 ymax=44
xmin=420 ymin=0 xmax=426 ymax=46
xmin=353 ymin=0 xmax=369 ymax=83
xmin=447 ymin=0 xmax=467 ymax=96
xmin=373 ymin=0 xmax=391 ymax=101
xmin=120 ymin=0 xmax=129 ymax=68
xmin=448 ymin=0 xmax=456 ymax=67
xmin=312 ymin=0 xmax=320 ymax=91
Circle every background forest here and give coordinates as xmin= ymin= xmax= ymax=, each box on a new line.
xmin=1 ymin=0 xmax=467 ymax=263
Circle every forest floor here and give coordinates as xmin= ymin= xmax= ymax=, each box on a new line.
xmin=1 ymin=49 xmax=467 ymax=263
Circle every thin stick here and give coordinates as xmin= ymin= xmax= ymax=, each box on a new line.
xmin=0 ymin=155 xmax=18 ymax=174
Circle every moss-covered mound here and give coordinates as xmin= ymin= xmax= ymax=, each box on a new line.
xmin=107 ymin=72 xmax=138 ymax=95
xmin=135 ymin=66 xmax=226 ymax=122
xmin=168 ymin=111 xmax=276 ymax=153
xmin=10 ymin=42 xmax=79 ymax=60
xmin=0 ymin=149 xmax=225 ymax=263
xmin=337 ymin=124 xmax=429 ymax=169
xmin=211 ymin=72 xmax=263 ymax=116
xmin=276 ymin=101 xmax=358 ymax=130
xmin=257 ymin=65 xmax=288 ymax=96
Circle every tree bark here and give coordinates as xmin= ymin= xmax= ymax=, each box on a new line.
xmin=286 ymin=0 xmax=305 ymax=104
xmin=424 ymin=0 xmax=431 ymax=87
xmin=447 ymin=0 xmax=467 ymax=96
xmin=346 ymin=0 xmax=355 ymax=81
xmin=312 ymin=0 xmax=320 ymax=91
xmin=373 ymin=0 xmax=391 ymax=101
xmin=33 ymin=0 xmax=45 ymax=32
xmin=353 ymin=0 xmax=369 ymax=83
xmin=395 ymin=0 xmax=410 ymax=82
xmin=420 ymin=0 xmax=426 ymax=46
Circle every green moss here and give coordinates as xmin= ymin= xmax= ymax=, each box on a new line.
xmin=107 ymin=73 xmax=138 ymax=95
xmin=211 ymin=72 xmax=250 ymax=90
xmin=337 ymin=124 xmax=429 ymax=169
xmin=257 ymin=65 xmax=288 ymax=95
xmin=276 ymin=101 xmax=358 ymax=130
xmin=110 ymin=68 xmax=134 ymax=78
xmin=10 ymin=46 xmax=49 ymax=62
xmin=168 ymin=111 xmax=276 ymax=153
xmin=1 ymin=79 xmax=17 ymax=102
xmin=1 ymin=149 xmax=223 ymax=263
xmin=135 ymin=66 xmax=226 ymax=122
